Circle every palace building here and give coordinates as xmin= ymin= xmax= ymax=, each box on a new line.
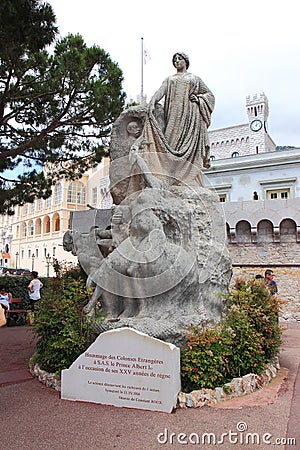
xmin=205 ymin=93 xmax=300 ymax=320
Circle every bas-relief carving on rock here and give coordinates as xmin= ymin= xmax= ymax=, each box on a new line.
xmin=64 ymin=52 xmax=232 ymax=345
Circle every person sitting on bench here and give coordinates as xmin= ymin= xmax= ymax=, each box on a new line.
xmin=0 ymin=286 xmax=12 ymax=312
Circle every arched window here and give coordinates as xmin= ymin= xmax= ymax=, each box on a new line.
xmin=280 ymin=219 xmax=296 ymax=242
xmin=52 ymin=213 xmax=60 ymax=231
xmin=210 ymin=155 xmax=215 ymax=161
xmin=35 ymin=218 xmax=42 ymax=235
xmin=236 ymin=220 xmax=251 ymax=243
xmin=257 ymin=220 xmax=273 ymax=243
xmin=67 ymin=182 xmax=86 ymax=204
xmin=54 ymin=183 xmax=62 ymax=205
xmin=44 ymin=216 xmax=50 ymax=234
xmin=22 ymin=222 xmax=27 ymax=237
xmin=231 ymin=152 xmax=239 ymax=158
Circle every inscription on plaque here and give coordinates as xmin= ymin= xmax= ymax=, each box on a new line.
xmin=61 ymin=327 xmax=181 ymax=413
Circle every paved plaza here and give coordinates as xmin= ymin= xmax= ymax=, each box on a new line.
xmin=1 ymin=323 xmax=299 ymax=450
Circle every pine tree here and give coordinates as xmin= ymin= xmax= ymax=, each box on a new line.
xmin=0 ymin=1 xmax=125 ymax=214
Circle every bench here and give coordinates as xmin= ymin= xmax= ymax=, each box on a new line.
xmin=7 ymin=298 xmax=27 ymax=326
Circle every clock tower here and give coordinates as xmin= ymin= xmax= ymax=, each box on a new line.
xmin=246 ymin=93 xmax=275 ymax=154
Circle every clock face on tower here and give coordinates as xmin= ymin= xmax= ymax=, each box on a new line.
xmin=250 ymin=119 xmax=263 ymax=132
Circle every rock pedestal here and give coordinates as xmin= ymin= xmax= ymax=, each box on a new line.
xmin=93 ymin=184 xmax=232 ymax=346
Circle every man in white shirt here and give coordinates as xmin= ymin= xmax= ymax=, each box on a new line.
xmin=28 ymin=271 xmax=43 ymax=311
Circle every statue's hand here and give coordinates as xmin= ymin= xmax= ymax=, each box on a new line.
xmin=149 ymin=101 xmax=156 ymax=114
xmin=129 ymin=146 xmax=138 ymax=166
xmin=189 ymin=94 xmax=199 ymax=103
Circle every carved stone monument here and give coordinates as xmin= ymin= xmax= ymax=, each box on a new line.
xmin=61 ymin=327 xmax=181 ymax=413
xmin=64 ymin=52 xmax=232 ymax=346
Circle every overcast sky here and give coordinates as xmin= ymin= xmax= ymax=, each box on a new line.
xmin=48 ymin=0 xmax=300 ymax=147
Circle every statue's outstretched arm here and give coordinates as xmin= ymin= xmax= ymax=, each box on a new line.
xmin=129 ymin=143 xmax=163 ymax=189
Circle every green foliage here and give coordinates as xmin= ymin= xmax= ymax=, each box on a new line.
xmin=0 ymin=1 xmax=125 ymax=214
xmin=31 ymin=273 xmax=96 ymax=373
xmin=181 ymin=278 xmax=282 ymax=392
xmin=225 ymin=278 xmax=282 ymax=362
xmin=181 ymin=325 xmax=232 ymax=391
xmin=0 ymin=0 xmax=57 ymax=57
xmin=0 ymin=275 xmax=48 ymax=309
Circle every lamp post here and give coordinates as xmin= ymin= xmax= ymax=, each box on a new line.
xmin=31 ymin=253 xmax=35 ymax=271
xmin=46 ymin=253 xmax=51 ymax=277
xmin=15 ymin=252 xmax=19 ymax=275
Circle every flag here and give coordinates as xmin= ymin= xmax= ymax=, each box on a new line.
xmin=143 ymin=48 xmax=151 ymax=64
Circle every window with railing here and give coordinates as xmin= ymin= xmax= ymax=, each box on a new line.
xmin=22 ymin=223 xmax=27 ymax=237
xmin=54 ymin=183 xmax=62 ymax=204
xmin=29 ymin=220 xmax=34 ymax=236
xmin=46 ymin=195 xmax=52 ymax=208
xmin=67 ymin=182 xmax=86 ymax=204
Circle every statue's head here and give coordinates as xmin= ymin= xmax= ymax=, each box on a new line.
xmin=127 ymin=120 xmax=142 ymax=138
xmin=172 ymin=52 xmax=190 ymax=70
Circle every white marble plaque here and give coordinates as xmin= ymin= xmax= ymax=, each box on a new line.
xmin=61 ymin=327 xmax=181 ymax=413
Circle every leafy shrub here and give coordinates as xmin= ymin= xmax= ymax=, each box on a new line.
xmin=181 ymin=278 xmax=282 ymax=392
xmin=181 ymin=325 xmax=232 ymax=391
xmin=226 ymin=278 xmax=282 ymax=361
xmin=31 ymin=273 xmax=96 ymax=374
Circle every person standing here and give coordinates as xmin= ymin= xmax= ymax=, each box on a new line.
xmin=28 ymin=271 xmax=43 ymax=311
xmin=264 ymin=269 xmax=278 ymax=296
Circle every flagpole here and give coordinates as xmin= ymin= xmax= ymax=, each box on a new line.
xmin=141 ymin=37 xmax=144 ymax=105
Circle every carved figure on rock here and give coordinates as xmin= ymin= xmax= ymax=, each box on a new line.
xmin=109 ymin=107 xmax=148 ymax=204
xmin=84 ymin=193 xmax=199 ymax=323
xmin=63 ymin=227 xmax=113 ymax=315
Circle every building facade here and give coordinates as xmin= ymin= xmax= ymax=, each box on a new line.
xmin=0 ymin=158 xmax=111 ymax=276
xmin=206 ymin=93 xmax=300 ymax=320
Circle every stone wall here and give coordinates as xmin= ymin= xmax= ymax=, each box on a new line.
xmin=229 ymin=242 xmax=300 ymax=265
xmin=230 ymin=262 xmax=300 ymax=322
xmin=209 ymin=124 xmax=250 ymax=159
